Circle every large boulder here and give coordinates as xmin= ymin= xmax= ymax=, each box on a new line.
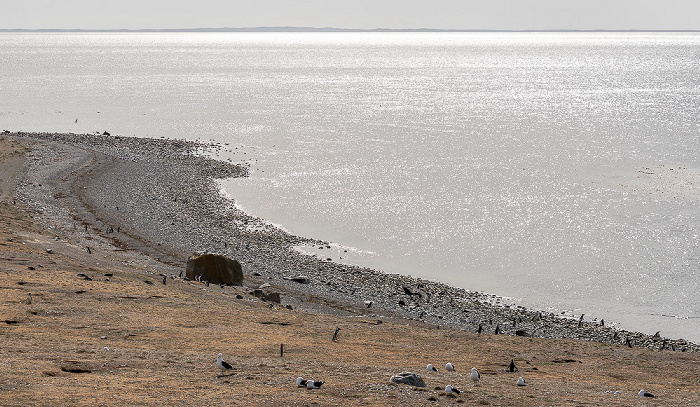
xmin=185 ymin=253 xmax=243 ymax=286
xmin=389 ymin=372 xmax=426 ymax=387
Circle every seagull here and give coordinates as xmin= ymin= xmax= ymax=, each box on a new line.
xmin=426 ymin=364 xmax=438 ymax=372
xmin=216 ymin=353 xmax=233 ymax=372
xmin=445 ymin=362 xmax=455 ymax=371
xmin=306 ymin=379 xmax=324 ymax=389
xmin=296 ymin=377 xmax=308 ymax=387
xmin=638 ymin=389 xmax=656 ymax=397
xmin=470 ymin=367 xmax=481 ymax=383
xmin=445 ymin=385 xmax=461 ymax=394
xmin=517 ymin=377 xmax=527 ymax=386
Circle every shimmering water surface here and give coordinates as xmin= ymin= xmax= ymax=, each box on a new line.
xmin=1 ymin=32 xmax=699 ymax=341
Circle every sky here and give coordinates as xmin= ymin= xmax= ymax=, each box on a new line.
xmin=1 ymin=0 xmax=699 ymax=31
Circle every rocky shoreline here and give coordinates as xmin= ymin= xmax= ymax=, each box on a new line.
xmin=9 ymin=131 xmax=698 ymax=352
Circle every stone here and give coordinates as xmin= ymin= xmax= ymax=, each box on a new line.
xmin=185 ymin=253 xmax=243 ymax=286
xmin=289 ymin=275 xmax=309 ymax=284
xmin=390 ymin=372 xmax=426 ymax=387
xmin=252 ymin=289 xmax=281 ymax=303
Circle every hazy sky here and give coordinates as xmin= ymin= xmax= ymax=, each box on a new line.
xmin=2 ymin=0 xmax=699 ymax=31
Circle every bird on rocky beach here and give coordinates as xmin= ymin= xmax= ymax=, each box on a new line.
xmin=517 ymin=377 xmax=527 ymax=386
xmin=26 ymin=293 xmax=32 ymax=305
xmin=296 ymin=377 xmax=308 ymax=387
xmin=306 ymin=379 xmax=324 ymax=389
xmin=638 ymin=389 xmax=656 ymax=397
xmin=332 ymin=327 xmax=340 ymax=342
xmin=445 ymin=362 xmax=455 ymax=371
xmin=445 ymin=385 xmax=461 ymax=394
xmin=470 ymin=367 xmax=481 ymax=383
xmin=508 ymin=359 xmax=518 ymax=372
xmin=426 ymin=364 xmax=438 ymax=372
xmin=216 ymin=353 xmax=233 ymax=372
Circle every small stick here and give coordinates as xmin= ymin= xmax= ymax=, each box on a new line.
xmin=280 ymin=343 xmax=284 ymax=357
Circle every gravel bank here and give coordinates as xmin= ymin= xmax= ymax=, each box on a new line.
xmin=10 ymin=131 xmax=698 ymax=352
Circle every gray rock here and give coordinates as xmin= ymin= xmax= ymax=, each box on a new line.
xmin=390 ymin=372 xmax=426 ymax=387
xmin=252 ymin=289 xmax=281 ymax=303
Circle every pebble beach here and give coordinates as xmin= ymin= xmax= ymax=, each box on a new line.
xmin=10 ymin=131 xmax=699 ymax=353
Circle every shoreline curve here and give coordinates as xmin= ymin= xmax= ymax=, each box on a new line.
xmin=9 ymin=130 xmax=698 ymax=352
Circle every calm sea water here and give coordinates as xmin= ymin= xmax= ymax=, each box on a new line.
xmin=1 ymin=32 xmax=699 ymax=342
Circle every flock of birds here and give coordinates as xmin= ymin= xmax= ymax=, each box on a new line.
xmin=426 ymin=363 xmax=525 ymax=394
xmin=216 ymin=354 xmax=656 ymax=398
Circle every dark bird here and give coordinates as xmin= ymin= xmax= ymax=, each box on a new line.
xmin=332 ymin=327 xmax=340 ymax=342
xmin=508 ymin=359 xmax=518 ymax=373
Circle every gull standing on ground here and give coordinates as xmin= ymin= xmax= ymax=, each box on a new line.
xmin=445 ymin=362 xmax=455 ymax=371
xmin=517 ymin=377 xmax=527 ymax=386
xmin=426 ymin=364 xmax=438 ymax=372
xmin=470 ymin=367 xmax=481 ymax=384
xmin=638 ymin=389 xmax=656 ymax=397
xmin=296 ymin=377 xmax=308 ymax=387
xmin=216 ymin=353 xmax=233 ymax=372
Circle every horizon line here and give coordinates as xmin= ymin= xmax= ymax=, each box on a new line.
xmin=2 ymin=27 xmax=700 ymax=33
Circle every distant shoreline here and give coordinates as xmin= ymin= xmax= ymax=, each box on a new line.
xmin=2 ymin=27 xmax=700 ymax=33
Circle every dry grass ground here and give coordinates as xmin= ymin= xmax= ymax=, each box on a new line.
xmin=1 ymin=136 xmax=698 ymax=406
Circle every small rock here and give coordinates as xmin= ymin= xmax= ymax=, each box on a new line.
xmin=252 ymin=289 xmax=281 ymax=303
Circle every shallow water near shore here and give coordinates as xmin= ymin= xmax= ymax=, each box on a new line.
xmin=1 ymin=31 xmax=699 ymax=342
